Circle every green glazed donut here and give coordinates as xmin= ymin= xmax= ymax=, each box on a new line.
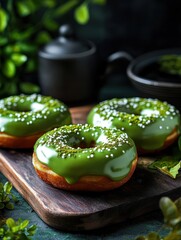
xmin=0 ymin=94 xmax=72 ymax=148
xmin=87 ymin=98 xmax=180 ymax=153
xmin=33 ymin=124 xmax=137 ymax=191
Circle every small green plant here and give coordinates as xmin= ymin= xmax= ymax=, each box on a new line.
xmin=0 ymin=218 xmax=37 ymax=240
xmin=0 ymin=181 xmax=36 ymax=239
xmin=0 ymin=181 xmax=18 ymax=210
xmin=136 ymin=197 xmax=181 ymax=240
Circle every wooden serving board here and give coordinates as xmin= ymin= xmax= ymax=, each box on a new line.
xmin=0 ymin=106 xmax=181 ymax=231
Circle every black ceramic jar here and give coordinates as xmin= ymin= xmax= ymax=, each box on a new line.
xmin=38 ymin=25 xmax=97 ymax=104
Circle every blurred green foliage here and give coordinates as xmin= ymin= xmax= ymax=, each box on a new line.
xmin=0 ymin=0 xmax=106 ymax=97
xmin=0 ymin=181 xmax=17 ymax=210
xmin=136 ymin=197 xmax=181 ymax=240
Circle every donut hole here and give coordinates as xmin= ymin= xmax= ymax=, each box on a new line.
xmin=116 ymin=106 xmax=160 ymax=117
xmin=5 ymin=105 xmax=31 ymax=112
xmin=116 ymin=106 xmax=139 ymax=115
xmin=73 ymin=140 xmax=96 ymax=149
xmin=66 ymin=129 xmax=109 ymax=150
xmin=4 ymin=100 xmax=45 ymax=113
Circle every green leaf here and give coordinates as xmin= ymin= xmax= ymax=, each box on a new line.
xmin=43 ymin=18 xmax=59 ymax=31
xmin=4 ymin=45 xmax=18 ymax=54
xmin=2 ymin=60 xmax=16 ymax=78
xmin=42 ymin=0 xmax=56 ymax=8
xmin=5 ymin=202 xmax=14 ymax=210
xmin=74 ymin=3 xmax=90 ymax=24
xmin=147 ymin=232 xmax=160 ymax=240
xmin=0 ymin=81 xmax=18 ymax=97
xmin=6 ymin=218 xmax=15 ymax=229
xmin=15 ymin=43 xmax=36 ymax=53
xmin=20 ymin=82 xmax=40 ymax=94
xmin=19 ymin=220 xmax=29 ymax=230
xmin=0 ymin=37 xmax=8 ymax=46
xmin=0 ymin=228 xmax=4 ymax=236
xmin=54 ymin=0 xmax=78 ymax=16
xmin=25 ymin=59 xmax=36 ymax=72
xmin=0 ymin=9 xmax=8 ymax=32
xmin=11 ymin=53 xmax=27 ymax=66
xmin=16 ymin=1 xmax=32 ymax=16
xmin=159 ymin=197 xmax=180 ymax=227
xmin=35 ymin=31 xmax=52 ymax=45
xmin=158 ymin=162 xmax=181 ymax=179
xmin=4 ymin=182 xmax=12 ymax=194
xmin=3 ymin=196 xmax=10 ymax=203
xmin=175 ymin=197 xmax=181 ymax=214
xmin=11 ymin=28 xmax=36 ymax=41
xmin=12 ymin=225 xmax=21 ymax=233
xmin=92 ymin=0 xmax=107 ymax=5
xmin=16 ymin=0 xmax=36 ymax=16
xmin=4 ymin=43 xmax=36 ymax=55
xmin=148 ymin=156 xmax=181 ymax=179
xmin=164 ymin=230 xmax=181 ymax=240
xmin=27 ymin=225 xmax=37 ymax=236
xmin=0 ymin=217 xmax=37 ymax=238
xmin=11 ymin=194 xmax=18 ymax=202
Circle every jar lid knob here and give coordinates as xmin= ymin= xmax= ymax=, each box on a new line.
xmin=59 ymin=24 xmax=75 ymax=38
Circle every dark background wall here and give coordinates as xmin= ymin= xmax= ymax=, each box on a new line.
xmin=70 ymin=0 xmax=181 ymax=59
xmin=68 ymin=0 xmax=181 ymax=102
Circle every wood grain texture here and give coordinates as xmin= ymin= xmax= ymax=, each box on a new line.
xmin=0 ymin=105 xmax=181 ymax=231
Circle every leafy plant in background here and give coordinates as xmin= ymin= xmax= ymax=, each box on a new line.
xmin=0 ymin=0 xmax=106 ymax=97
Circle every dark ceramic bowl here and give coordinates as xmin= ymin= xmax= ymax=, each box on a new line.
xmin=127 ymin=48 xmax=181 ymax=110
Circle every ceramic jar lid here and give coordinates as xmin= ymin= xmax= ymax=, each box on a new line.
xmin=39 ymin=24 xmax=95 ymax=59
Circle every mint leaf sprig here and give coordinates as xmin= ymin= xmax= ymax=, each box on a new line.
xmin=148 ymin=140 xmax=181 ymax=179
xmin=0 ymin=181 xmax=18 ymax=210
xmin=0 ymin=218 xmax=37 ymax=240
xmin=148 ymin=156 xmax=181 ymax=179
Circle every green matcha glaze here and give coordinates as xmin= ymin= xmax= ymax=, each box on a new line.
xmin=34 ymin=124 xmax=137 ymax=184
xmin=0 ymin=94 xmax=72 ymax=136
xmin=87 ymin=98 xmax=180 ymax=151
